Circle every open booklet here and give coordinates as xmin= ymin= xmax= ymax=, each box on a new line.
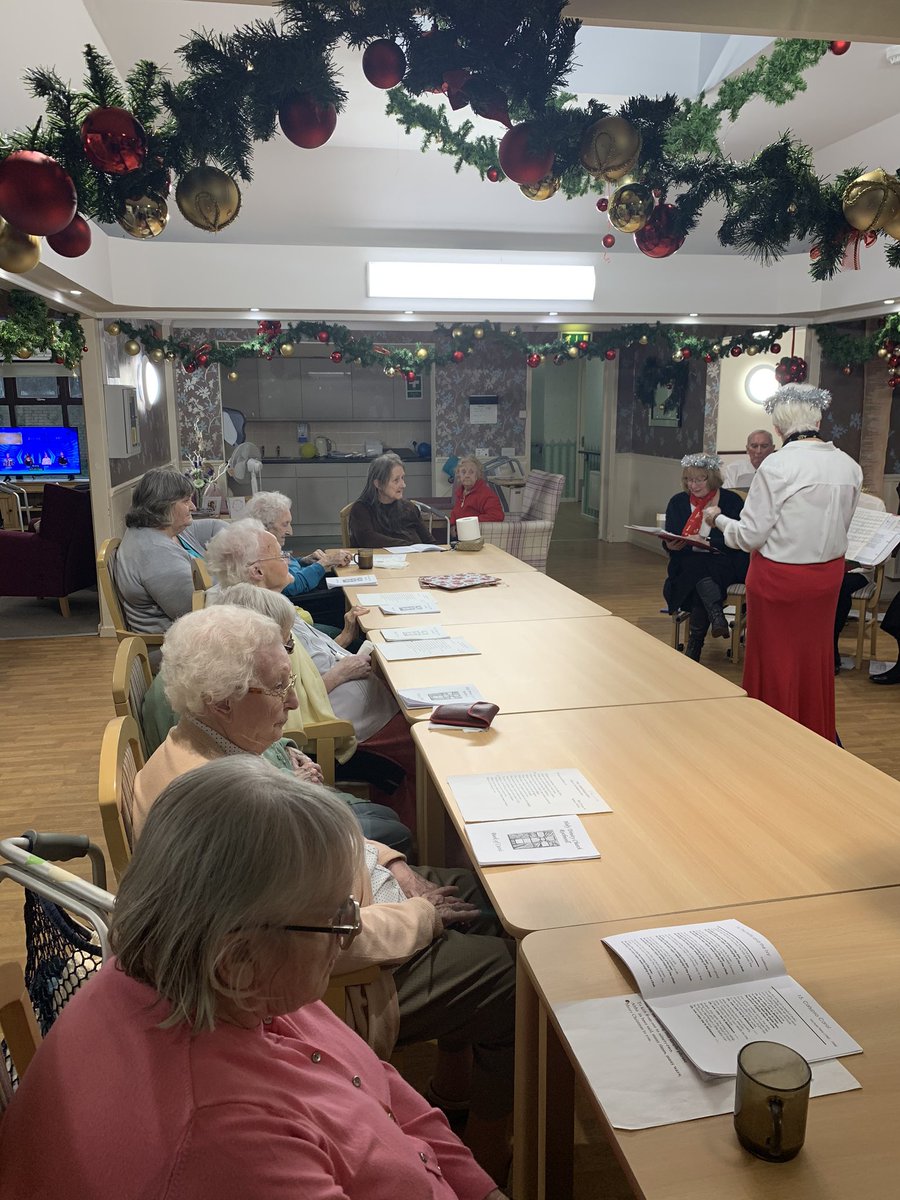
xmin=386 ymin=544 xmax=445 ymax=554
xmin=846 ymin=508 xmax=900 ymax=567
xmin=602 ymin=919 xmax=861 ymax=1076
xmin=625 ymin=525 xmax=717 ymax=551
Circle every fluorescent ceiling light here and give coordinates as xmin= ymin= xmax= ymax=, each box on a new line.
xmin=689 ymin=312 xmax=698 ymax=317
xmin=548 ymin=311 xmax=559 ymax=317
xmin=403 ymin=309 xmax=414 ymax=315
xmin=69 ymin=289 xmax=83 ymax=296
xmin=367 ymin=261 xmax=595 ymax=302
xmin=884 ymin=299 xmax=895 ymax=305
xmin=250 ymin=307 xmax=260 ymax=313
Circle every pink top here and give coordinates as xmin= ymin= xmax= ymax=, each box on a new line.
xmin=0 ymin=963 xmax=494 ymax=1200
xmin=450 ymin=479 xmax=504 ymax=526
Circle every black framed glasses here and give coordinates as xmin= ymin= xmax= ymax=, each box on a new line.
xmin=281 ymin=897 xmax=361 ymax=950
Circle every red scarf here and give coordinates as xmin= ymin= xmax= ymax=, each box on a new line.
xmin=681 ymin=490 xmax=716 ymax=537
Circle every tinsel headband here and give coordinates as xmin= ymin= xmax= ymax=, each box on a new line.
xmin=765 ymin=383 xmax=832 ymax=415
xmin=681 ymin=453 xmax=723 ymax=471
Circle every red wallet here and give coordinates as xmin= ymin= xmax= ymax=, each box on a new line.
xmin=430 ymin=701 xmax=499 ymax=729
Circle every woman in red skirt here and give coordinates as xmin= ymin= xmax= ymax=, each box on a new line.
xmin=705 ymin=384 xmax=862 ymax=741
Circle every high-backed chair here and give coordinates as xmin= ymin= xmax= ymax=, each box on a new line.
xmin=339 ymin=502 xmax=354 ymax=548
xmin=96 ymin=538 xmax=164 ymax=648
xmin=848 ymin=562 xmax=886 ymax=670
xmin=0 ymin=960 xmax=41 ymax=1105
xmin=98 ymin=716 xmax=145 ymax=883
xmin=191 ymin=557 xmax=213 ymax=591
xmin=479 ymin=469 xmax=565 ymax=572
xmin=191 ymin=589 xmax=207 ymax=612
xmin=111 ymin=637 xmax=154 ymax=758
xmin=0 ymin=483 xmax=96 ymax=616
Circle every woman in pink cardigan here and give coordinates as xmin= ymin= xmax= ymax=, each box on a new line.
xmin=450 ymin=457 xmax=504 ymax=529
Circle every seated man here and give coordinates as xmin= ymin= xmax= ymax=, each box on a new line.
xmin=722 ymin=429 xmax=775 ymax=489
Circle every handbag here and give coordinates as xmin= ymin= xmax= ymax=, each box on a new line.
xmin=430 ymin=701 xmax=499 ymax=730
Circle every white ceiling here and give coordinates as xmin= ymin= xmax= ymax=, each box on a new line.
xmin=2 ymin=0 xmax=899 ymax=321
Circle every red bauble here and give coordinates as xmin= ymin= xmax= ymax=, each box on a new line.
xmin=452 ymin=349 xmax=466 ymax=363
xmin=330 ymin=350 xmax=343 ymax=363
xmin=829 ymin=40 xmax=851 ymax=55
xmin=889 ymin=377 xmax=899 ymax=389
xmin=362 ymin=40 xmax=407 ymax=89
xmin=184 ymin=362 xmax=197 ymax=374
xmin=633 ymin=204 xmax=685 ymax=259
xmin=46 ymin=213 xmax=92 ymax=258
xmin=197 ymin=353 xmax=210 ymax=367
xmin=604 ymin=349 xmax=616 ymax=361
xmin=0 ymin=150 xmax=77 ymax=235
xmin=841 ymin=365 xmax=852 ymax=376
xmin=526 ymin=353 xmax=541 ymax=368
xmin=279 ymin=93 xmax=337 ymax=149
xmin=596 ymin=197 xmax=609 ymax=212
xmin=578 ymin=340 xmax=589 ymax=351
xmin=498 ymin=122 xmax=554 ymax=186
xmin=406 ymin=370 xmax=417 ymax=382
xmin=486 ymin=167 xmax=501 ymax=183
xmin=681 ymin=347 xmax=692 ymax=359
xmin=602 ymin=233 xmax=616 ymax=248
xmin=81 ymin=107 xmax=147 ymax=174
xmin=770 ymin=342 xmax=781 ymax=353
xmin=317 ymin=330 xmax=330 ymax=343
xmin=704 ymin=353 xmax=714 ymax=363
xmin=889 ymin=356 xmax=900 ymax=368
xmin=730 ymin=346 xmax=743 ymax=358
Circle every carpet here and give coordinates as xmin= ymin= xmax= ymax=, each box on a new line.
xmin=0 ymin=587 xmax=100 ymax=639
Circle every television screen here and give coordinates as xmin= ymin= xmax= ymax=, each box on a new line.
xmin=0 ymin=426 xmax=82 ymax=476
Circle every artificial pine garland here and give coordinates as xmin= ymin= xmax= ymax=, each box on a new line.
xmin=0 ymin=291 xmax=85 ymax=370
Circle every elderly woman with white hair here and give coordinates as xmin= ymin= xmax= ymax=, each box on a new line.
xmin=0 ymin=757 xmax=508 ymax=1200
xmin=243 ymin=489 xmax=352 ymax=599
xmin=706 ymin=383 xmax=862 ymax=740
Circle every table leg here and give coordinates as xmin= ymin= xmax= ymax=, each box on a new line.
xmin=513 ymin=955 xmax=540 ymax=1200
xmin=416 ymin=749 xmax=445 ymax=866
xmin=541 ymin=1010 xmax=575 ymax=1200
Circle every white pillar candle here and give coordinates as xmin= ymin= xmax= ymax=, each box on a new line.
xmin=456 ymin=516 xmax=481 ymax=541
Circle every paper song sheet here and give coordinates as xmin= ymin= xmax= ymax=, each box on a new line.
xmin=373 ymin=554 xmax=407 ymax=569
xmin=399 ymin=684 xmax=484 ymax=709
xmin=366 ymin=592 xmax=440 ymax=615
xmin=603 ymin=920 xmax=862 ymax=1076
xmin=326 ymin=573 xmax=377 ymax=589
xmin=385 ymin=544 xmax=444 ymax=554
xmin=554 ymin=995 xmax=860 ymax=1130
xmin=466 ymin=815 xmax=600 ymax=865
xmin=376 ymin=637 xmax=479 ymax=662
xmin=846 ymin=509 xmax=900 ymax=567
xmin=448 ymin=768 xmax=611 ymax=823
xmin=380 ymin=625 xmax=449 ymax=642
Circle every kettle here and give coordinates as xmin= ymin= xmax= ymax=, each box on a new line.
xmin=314 ymin=436 xmax=334 ymax=457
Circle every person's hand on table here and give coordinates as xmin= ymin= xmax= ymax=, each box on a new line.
xmin=314 ymin=548 xmax=354 ymax=568
xmin=287 ymin=747 xmax=324 ymax=785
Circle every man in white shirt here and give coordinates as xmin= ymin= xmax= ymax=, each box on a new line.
xmin=722 ymin=429 xmax=775 ymax=488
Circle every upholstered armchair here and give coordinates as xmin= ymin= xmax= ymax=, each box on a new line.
xmin=0 ymin=484 xmax=95 ymax=616
xmin=479 ymin=469 xmax=565 ymax=572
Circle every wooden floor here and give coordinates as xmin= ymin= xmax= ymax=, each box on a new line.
xmin=1 ymin=509 xmax=897 ymax=1198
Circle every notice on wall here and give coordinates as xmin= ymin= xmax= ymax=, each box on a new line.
xmin=469 ymin=395 xmax=498 ymax=425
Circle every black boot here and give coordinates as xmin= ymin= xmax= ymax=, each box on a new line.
xmin=696 ymin=578 xmax=729 ymax=638
xmin=684 ymin=607 xmax=709 ymax=661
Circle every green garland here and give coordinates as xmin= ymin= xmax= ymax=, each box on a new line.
xmin=0 ymin=290 xmax=86 ymax=370
xmin=635 ymin=357 xmax=689 ymax=413
xmin=812 ymin=312 xmax=900 ymax=370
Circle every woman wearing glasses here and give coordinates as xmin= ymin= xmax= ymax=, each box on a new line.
xmin=0 ymin=757 xmax=507 ymax=1200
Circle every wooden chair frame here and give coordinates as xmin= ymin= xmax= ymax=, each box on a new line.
xmin=0 ymin=960 xmax=41 ymax=1097
xmin=191 ymin=557 xmax=213 ymax=591
xmin=849 ymin=562 xmax=886 ymax=670
xmin=670 ymin=582 xmax=745 ymax=665
xmin=111 ymin=637 xmax=153 ymax=758
xmin=96 ymin=538 xmax=164 ymax=647
xmin=300 ymin=718 xmax=357 ymax=788
xmin=339 ymin=503 xmax=353 ymax=549
xmin=191 ymin=589 xmax=207 ymax=612
xmin=98 ymin=715 xmax=144 ymax=884
xmin=323 ymin=965 xmax=380 ymax=1018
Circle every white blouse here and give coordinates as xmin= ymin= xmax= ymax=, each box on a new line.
xmin=292 ymin=620 xmax=397 ymax=742
xmin=714 ymin=440 xmax=862 ymax=564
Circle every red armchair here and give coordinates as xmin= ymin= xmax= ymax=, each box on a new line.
xmin=0 ymin=484 xmax=96 ymax=616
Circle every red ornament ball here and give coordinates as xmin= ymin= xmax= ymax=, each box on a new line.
xmin=526 ymin=353 xmax=542 ymax=368
xmin=498 ymin=122 xmax=554 ymax=186
xmin=681 ymin=347 xmax=692 ymax=359
xmin=279 ymin=93 xmax=337 ymax=149
xmin=889 ymin=356 xmax=900 ymax=368
xmin=829 ymin=40 xmax=851 ymax=55
xmin=770 ymin=342 xmax=781 ymax=354
xmin=578 ymin=340 xmax=589 ymax=351
xmin=406 ymin=370 xmax=417 ymax=382
xmin=602 ymin=233 xmax=616 ymax=249
xmin=0 ymin=150 xmax=77 ymax=235
xmin=46 ymin=213 xmax=92 ymax=258
xmin=316 ymin=330 xmax=330 ymax=343
xmin=330 ymin=350 xmax=343 ymax=363
xmin=596 ymin=197 xmax=609 ymax=213
xmin=633 ymin=203 xmax=685 ymax=259
xmin=81 ymin=107 xmax=147 ymax=175
xmin=486 ymin=167 xmax=501 ymax=183
xmin=197 ymin=353 xmax=210 ymax=367
xmin=451 ymin=349 xmax=466 ymax=363
xmin=604 ymin=349 xmax=616 ymax=361
xmin=184 ymin=362 xmax=197 ymax=375
xmin=890 ymin=377 xmax=899 ymax=389
xmin=362 ymin=40 xmax=407 ymax=89
xmin=841 ymin=365 xmax=852 ymax=376
xmin=730 ymin=346 xmax=743 ymax=358
xmin=704 ymin=353 xmax=714 ymax=363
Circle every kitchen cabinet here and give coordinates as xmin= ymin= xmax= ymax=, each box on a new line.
xmin=260 ymin=465 xmax=299 ymax=509
xmin=350 ymin=365 xmax=399 ymax=421
xmin=394 ymin=371 xmax=430 ymax=421
xmin=221 ymin=359 xmax=259 ymax=419
xmin=301 ymin=359 xmax=353 ymax=420
xmin=258 ymin=360 xmax=301 ymax=421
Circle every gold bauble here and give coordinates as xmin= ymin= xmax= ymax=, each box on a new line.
xmin=175 ymin=166 xmax=242 ymax=233
xmin=601 ymin=153 xmax=640 ymax=183
xmin=473 ymin=326 xmax=485 ymax=339
xmin=567 ymin=345 xmax=579 ymax=358
xmin=123 ymin=339 xmax=141 ymax=357
xmin=746 ymin=345 xmax=759 ymax=356
xmin=14 ymin=346 xmax=32 ymax=360
xmin=451 ymin=326 xmax=463 ymax=338
xmin=882 ymin=206 xmax=900 ymax=240
xmin=608 ymin=182 xmax=655 ymax=233
xmin=877 ymin=346 xmax=889 ymax=358
xmin=149 ymin=347 xmax=165 ymax=364
xmin=105 ymin=321 xmax=121 ymax=336
xmin=638 ymin=335 xmax=649 ymax=346
xmin=0 ymin=218 xmax=41 ymax=274
xmin=279 ymin=342 xmax=295 ymax=358
xmin=579 ymin=117 xmax=641 ymax=182
xmin=118 ymin=193 xmax=169 ymax=239
xmin=711 ymin=343 xmax=721 ymax=355
xmin=519 ymin=175 xmax=560 ymax=202
xmin=165 ymin=350 xmax=177 ymax=361
xmin=385 ymin=366 xmax=397 ymax=377
xmin=415 ymin=347 xmax=429 ymax=361
xmin=227 ymin=369 xmax=239 ymax=382
xmin=672 ymin=350 xmax=684 ymax=362
xmin=842 ymin=169 xmax=900 ymax=233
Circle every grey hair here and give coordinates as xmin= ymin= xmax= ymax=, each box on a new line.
xmin=455 ymin=456 xmax=484 ymax=483
xmin=243 ymin=491 xmax=292 ymax=533
xmin=356 ymin=452 xmax=404 ymax=508
xmin=746 ymin=429 xmax=775 ymax=447
xmin=211 ymin=582 xmax=295 ymax=641
xmin=160 ymin=604 xmax=284 ymax=716
xmin=125 ymin=467 xmax=193 ymax=529
xmin=111 ymin=756 xmax=363 ymax=1032
xmin=765 ymin=383 xmax=831 ymax=436
xmin=205 ymin=518 xmax=269 ymax=586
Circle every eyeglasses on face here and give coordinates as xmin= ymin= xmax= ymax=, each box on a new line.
xmin=252 ymin=550 xmax=292 ymax=564
xmin=246 ymin=671 xmax=297 ymax=702
xmin=280 ymin=897 xmax=362 ymax=950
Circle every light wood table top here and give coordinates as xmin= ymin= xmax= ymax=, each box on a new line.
xmin=335 ymin=542 xmax=536 ymax=577
xmin=412 ymin=697 xmax=900 ymax=933
xmin=343 ymin=570 xmax=610 ymax=630
xmin=515 ymin=888 xmax=900 ymax=1200
xmin=378 ymin=616 xmax=743 ymax=724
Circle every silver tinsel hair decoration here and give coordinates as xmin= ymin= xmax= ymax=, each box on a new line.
xmin=681 ymin=452 xmax=723 ymax=471
xmin=765 ymin=383 xmax=831 ymax=415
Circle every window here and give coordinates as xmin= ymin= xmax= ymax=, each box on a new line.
xmin=0 ymin=374 xmax=86 ymax=469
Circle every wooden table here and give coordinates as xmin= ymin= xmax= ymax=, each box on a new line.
xmin=411 ymin=697 xmax=900 ymax=921
xmin=343 ymin=570 xmax=610 ymax=630
xmin=515 ymin=888 xmax=900 ymax=1200
xmin=335 ymin=542 xmax=537 ymax=578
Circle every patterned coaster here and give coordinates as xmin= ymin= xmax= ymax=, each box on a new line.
xmin=419 ymin=574 xmax=502 ymax=590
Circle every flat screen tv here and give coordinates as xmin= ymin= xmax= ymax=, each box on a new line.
xmin=0 ymin=426 xmax=82 ymax=476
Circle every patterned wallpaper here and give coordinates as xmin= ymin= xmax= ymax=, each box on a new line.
xmin=616 ymin=343 xmax=705 ymax=457
xmin=172 ymin=324 xmax=231 ymax=462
